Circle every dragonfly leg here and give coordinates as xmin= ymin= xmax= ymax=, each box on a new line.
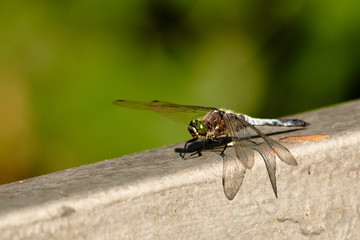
xmin=186 ymin=151 xmax=202 ymax=159
xmin=246 ymin=139 xmax=258 ymax=145
xmin=220 ymin=143 xmax=228 ymax=156
xmin=181 ymin=138 xmax=198 ymax=159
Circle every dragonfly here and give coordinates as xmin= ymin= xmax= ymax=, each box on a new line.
xmin=113 ymin=100 xmax=309 ymax=200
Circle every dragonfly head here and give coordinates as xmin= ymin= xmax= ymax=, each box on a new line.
xmin=188 ymin=120 xmax=207 ymax=138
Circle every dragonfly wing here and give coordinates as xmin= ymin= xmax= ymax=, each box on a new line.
xmin=251 ymin=143 xmax=278 ymax=198
xmin=223 ymin=113 xmax=255 ymax=169
xmin=245 ymin=122 xmax=298 ymax=166
xmin=227 ymin=114 xmax=298 ymax=166
xmin=113 ymin=100 xmax=214 ymax=124
xmin=222 ymin=152 xmax=246 ymax=200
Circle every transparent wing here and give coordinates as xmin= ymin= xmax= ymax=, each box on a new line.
xmin=113 ymin=100 xmax=215 ymax=124
xmin=251 ymin=143 xmax=278 ymax=198
xmin=245 ymin=121 xmax=298 ymax=166
xmin=223 ymin=113 xmax=255 ymax=169
xmin=222 ymin=152 xmax=246 ymax=200
xmin=225 ymin=113 xmax=298 ymax=167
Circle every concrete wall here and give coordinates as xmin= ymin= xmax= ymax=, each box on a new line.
xmin=0 ymin=100 xmax=359 ymax=239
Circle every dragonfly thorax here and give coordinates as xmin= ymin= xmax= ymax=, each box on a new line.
xmin=188 ymin=120 xmax=208 ymax=138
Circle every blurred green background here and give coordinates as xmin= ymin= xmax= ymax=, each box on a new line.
xmin=0 ymin=0 xmax=359 ymax=184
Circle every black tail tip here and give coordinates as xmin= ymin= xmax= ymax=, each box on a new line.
xmin=293 ymin=119 xmax=310 ymax=127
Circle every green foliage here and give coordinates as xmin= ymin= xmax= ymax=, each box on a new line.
xmin=0 ymin=0 xmax=359 ymax=183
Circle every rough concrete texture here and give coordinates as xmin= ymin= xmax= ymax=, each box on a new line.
xmin=0 ymin=100 xmax=359 ymax=239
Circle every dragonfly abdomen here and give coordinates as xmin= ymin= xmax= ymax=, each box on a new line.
xmin=242 ymin=114 xmax=309 ymax=127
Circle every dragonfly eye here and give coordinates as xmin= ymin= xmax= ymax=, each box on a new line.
xmin=188 ymin=120 xmax=207 ymax=138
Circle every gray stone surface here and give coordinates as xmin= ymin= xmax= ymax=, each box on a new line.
xmin=0 ymin=100 xmax=359 ymax=239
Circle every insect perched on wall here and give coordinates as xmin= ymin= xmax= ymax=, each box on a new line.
xmin=113 ymin=100 xmax=309 ymax=200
